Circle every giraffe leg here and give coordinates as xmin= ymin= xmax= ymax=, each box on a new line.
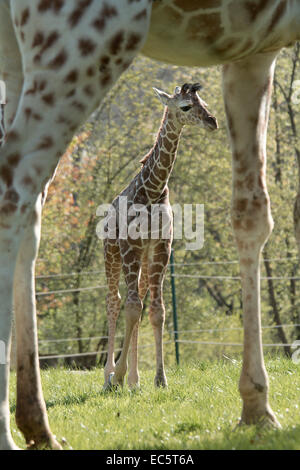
xmin=0 ymin=11 xmax=54 ymax=449
xmin=1 ymin=7 xmax=59 ymax=448
xmin=0 ymin=0 xmax=23 ymax=451
xmin=1 ymin=11 xmax=56 ymax=442
xmin=113 ymin=241 xmax=143 ymax=387
xmin=0 ymin=236 xmax=20 ymax=450
xmin=103 ymin=239 xmax=122 ymax=390
xmin=0 ymin=0 xmax=152 ymax=449
xmin=223 ymin=51 xmax=281 ymax=427
xmin=14 ymin=196 xmax=61 ymax=449
xmin=293 ymin=184 xmax=300 ymax=256
xmin=127 ymin=256 xmax=149 ymax=388
xmin=127 ymin=323 xmax=140 ymax=389
xmin=0 ymin=66 xmax=98 ymax=450
xmin=148 ymin=240 xmax=171 ymax=388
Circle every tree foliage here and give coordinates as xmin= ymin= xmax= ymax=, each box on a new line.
xmin=36 ymin=46 xmax=300 ymax=368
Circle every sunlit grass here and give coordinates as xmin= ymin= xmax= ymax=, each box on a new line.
xmin=10 ymin=356 xmax=300 ymax=450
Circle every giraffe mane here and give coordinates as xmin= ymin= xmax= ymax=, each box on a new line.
xmin=140 ymin=107 xmax=169 ymax=167
xmin=139 ymin=149 xmax=152 ymax=167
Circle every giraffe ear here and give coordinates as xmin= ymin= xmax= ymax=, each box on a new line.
xmin=174 ymin=86 xmax=181 ymax=95
xmin=153 ymin=87 xmax=171 ymax=106
xmin=199 ymin=98 xmax=208 ymax=107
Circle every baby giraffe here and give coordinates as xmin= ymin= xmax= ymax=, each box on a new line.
xmin=102 ymin=83 xmax=218 ymax=389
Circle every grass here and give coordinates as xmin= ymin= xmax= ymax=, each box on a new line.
xmin=9 ymin=356 xmax=300 ymax=450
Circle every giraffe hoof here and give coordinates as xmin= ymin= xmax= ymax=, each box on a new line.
xmin=128 ymin=382 xmax=140 ymax=390
xmin=154 ymin=376 xmax=168 ymax=388
xmin=238 ymin=409 xmax=281 ymax=429
xmin=256 ymin=414 xmax=281 ymax=429
xmin=103 ymin=373 xmax=119 ymax=392
xmin=26 ymin=434 xmax=63 ymax=450
xmin=108 ymin=372 xmax=115 ymax=385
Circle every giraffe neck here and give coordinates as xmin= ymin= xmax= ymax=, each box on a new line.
xmin=141 ymin=107 xmax=182 ymax=202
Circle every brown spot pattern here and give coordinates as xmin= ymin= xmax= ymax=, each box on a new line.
xmin=188 ymin=13 xmax=223 ymax=42
xmin=20 ymin=8 xmax=30 ymax=26
xmin=36 ymin=136 xmax=54 ymax=150
xmin=66 ymin=89 xmax=76 ymax=98
xmin=126 ymin=33 xmax=142 ymax=51
xmin=32 ymin=31 xmax=44 ymax=48
xmin=245 ymin=218 xmax=255 ymax=231
xmin=92 ymin=3 xmax=118 ymax=32
xmin=4 ymin=189 xmax=19 ymax=204
xmin=72 ymin=101 xmax=86 ymax=112
xmin=7 ymin=153 xmax=21 ymax=167
xmin=99 ymin=55 xmax=110 ymax=71
xmin=0 ymin=166 xmax=13 ymax=187
xmin=69 ymin=0 xmax=93 ymax=28
xmin=21 ymin=203 xmax=30 ymax=214
xmin=64 ymin=70 xmax=79 ymax=83
xmin=6 ymin=131 xmax=20 ymax=142
xmin=133 ymin=9 xmax=147 ymax=21
xmin=24 ymin=108 xmax=32 ymax=121
xmin=83 ymin=85 xmax=94 ymax=97
xmin=38 ymin=0 xmax=64 ymax=14
xmin=42 ymin=93 xmax=55 ymax=106
xmin=48 ymin=49 xmax=68 ymax=69
xmin=235 ymin=198 xmax=248 ymax=212
xmin=244 ymin=0 xmax=271 ymax=21
xmin=267 ymin=1 xmax=287 ymax=34
xmin=86 ymin=66 xmax=95 ymax=76
xmin=78 ymin=38 xmax=96 ymax=56
xmin=21 ymin=175 xmax=34 ymax=186
xmin=33 ymin=31 xmax=60 ymax=63
xmin=109 ymin=31 xmax=124 ymax=55
xmin=0 ymin=202 xmax=17 ymax=216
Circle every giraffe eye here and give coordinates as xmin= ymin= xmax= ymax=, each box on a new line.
xmin=180 ymin=105 xmax=192 ymax=112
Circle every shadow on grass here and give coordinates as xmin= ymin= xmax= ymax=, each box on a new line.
xmin=10 ymin=390 xmax=103 ymax=413
xmin=197 ymin=423 xmax=300 ymax=450
xmin=45 ymin=386 xmax=137 ymax=409
xmin=10 ymin=383 xmax=143 ymax=414
xmin=136 ymin=423 xmax=300 ymax=450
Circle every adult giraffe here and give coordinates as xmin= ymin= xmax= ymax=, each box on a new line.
xmin=0 ymin=0 xmax=298 ymax=450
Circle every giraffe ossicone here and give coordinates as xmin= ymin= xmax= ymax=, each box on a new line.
xmin=0 ymin=0 xmax=299 ymax=450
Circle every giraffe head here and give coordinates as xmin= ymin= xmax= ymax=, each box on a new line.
xmin=153 ymin=83 xmax=218 ymax=131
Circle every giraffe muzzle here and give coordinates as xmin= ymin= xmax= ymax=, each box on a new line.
xmin=206 ymin=115 xmax=218 ymax=131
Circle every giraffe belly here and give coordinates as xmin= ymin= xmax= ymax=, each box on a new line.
xmin=142 ymin=0 xmax=298 ymax=66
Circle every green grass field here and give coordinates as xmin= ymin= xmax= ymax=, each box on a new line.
xmin=9 ymin=356 xmax=300 ymax=450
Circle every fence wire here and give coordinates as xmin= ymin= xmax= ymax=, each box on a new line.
xmin=36 ymin=255 xmax=300 ymax=363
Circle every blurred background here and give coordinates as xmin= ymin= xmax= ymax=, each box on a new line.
xmin=23 ymin=45 xmax=300 ymax=370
